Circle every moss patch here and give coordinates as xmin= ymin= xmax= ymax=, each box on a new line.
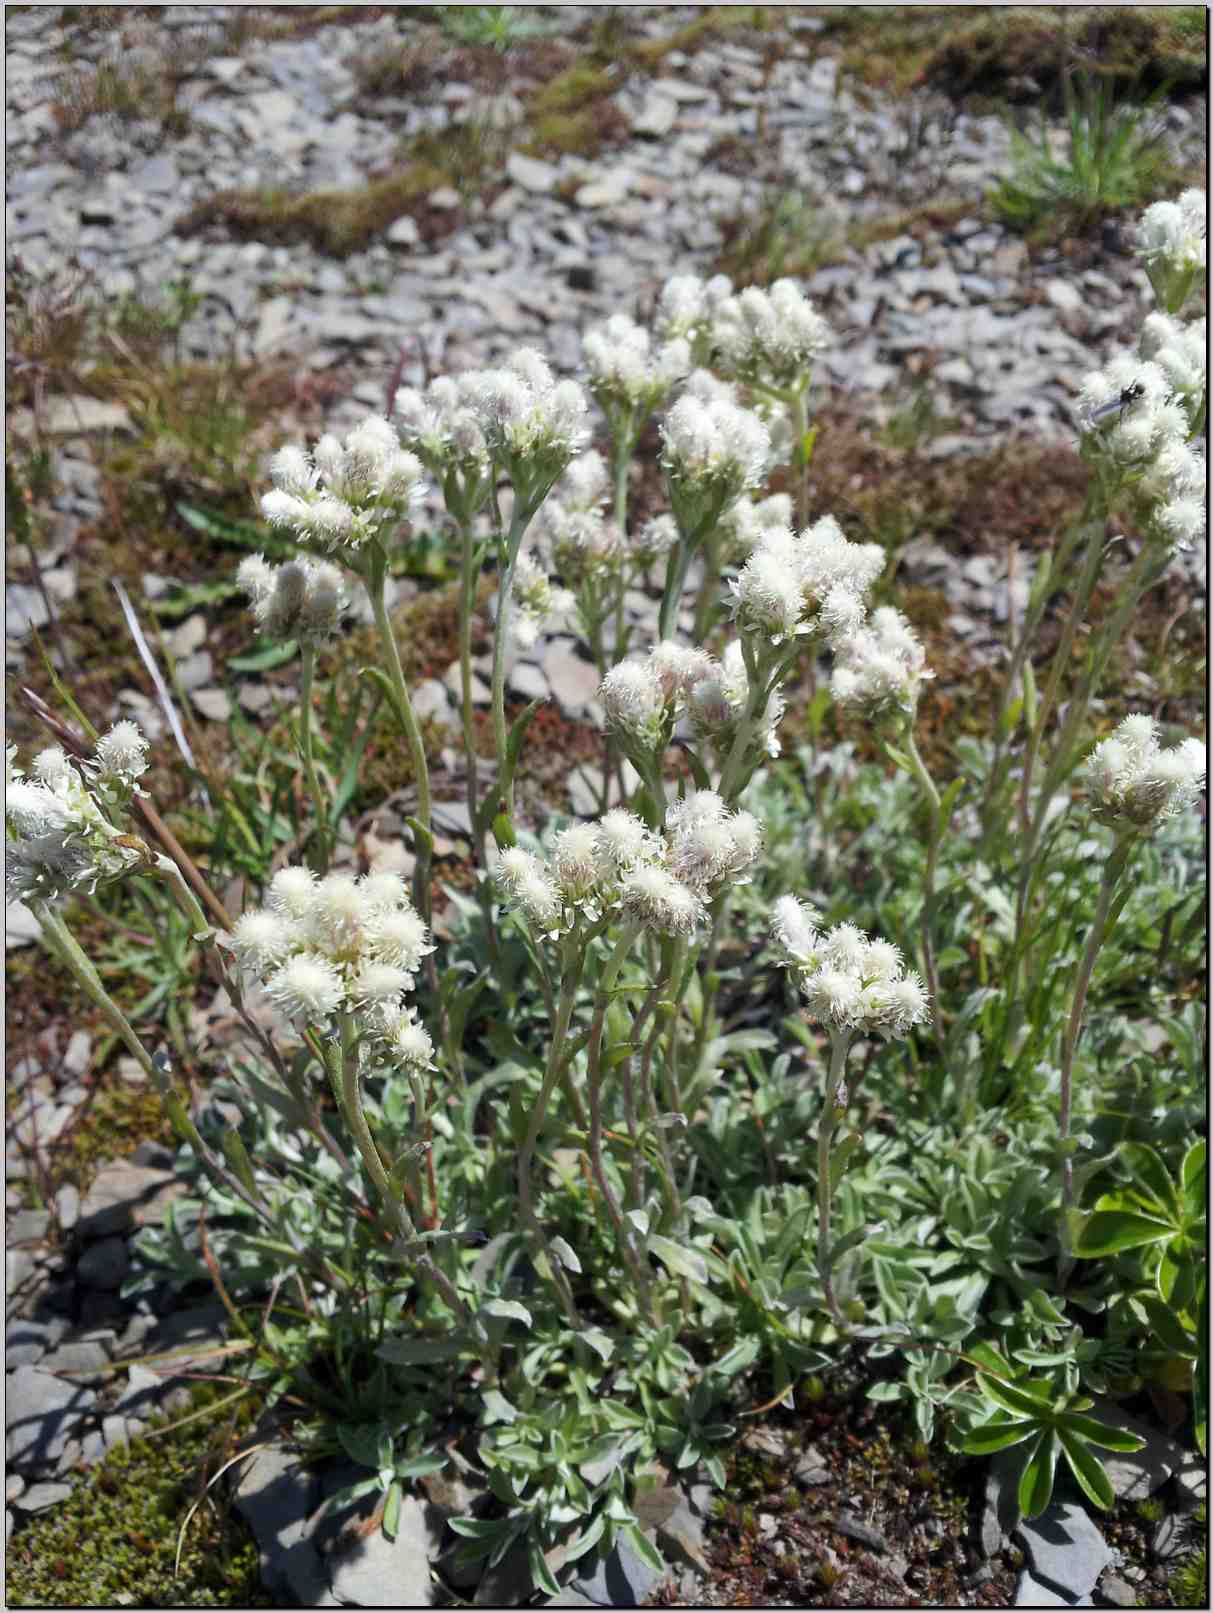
xmin=5 ymin=1386 xmax=271 ymax=1609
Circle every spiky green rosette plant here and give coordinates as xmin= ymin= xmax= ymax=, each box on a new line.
xmin=10 ymin=190 xmax=1205 ymax=1596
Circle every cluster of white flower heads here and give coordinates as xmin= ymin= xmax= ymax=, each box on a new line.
xmin=528 ymin=454 xmax=622 ymax=588
xmin=260 ymin=420 xmax=426 ymax=553
xmin=654 ymin=273 xmax=734 ymax=347
xmin=393 ymin=374 xmax=490 ymax=480
xmin=236 ymin=554 xmax=345 ymax=645
xmin=498 ymin=793 xmax=761 ymax=940
xmin=1085 ymin=714 xmax=1206 ymax=835
xmin=831 ymin=606 xmax=931 ymax=725
xmin=717 ymin=491 xmax=795 ymax=563
xmin=772 ymin=898 xmax=930 ymax=1041
xmin=1135 ymin=190 xmax=1206 ymax=278
xmin=711 ymin=280 xmax=832 ymax=391
xmin=582 ymin=314 xmax=691 ymax=415
xmin=231 ymin=867 xmax=435 ymax=1065
xmin=511 ymin=550 xmax=574 ymax=650
xmin=599 ymin=640 xmax=783 ymax=761
xmin=660 ymin=393 xmax=771 ymax=504
xmin=6 ymin=726 xmax=150 ymax=905
xmin=1079 ymin=194 xmax=1208 ymax=552
xmin=467 ymin=348 xmax=589 ymax=493
xmin=731 ymin=515 xmax=884 ymax=646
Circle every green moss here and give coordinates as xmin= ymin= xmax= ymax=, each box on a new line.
xmin=176 ymin=165 xmax=448 ymax=258
xmin=6 ymin=1386 xmax=272 ymax=1608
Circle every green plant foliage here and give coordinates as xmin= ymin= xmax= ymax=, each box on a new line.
xmin=990 ymin=73 xmax=1176 ymax=239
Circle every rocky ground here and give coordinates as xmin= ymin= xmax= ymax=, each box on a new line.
xmin=5 ymin=4 xmax=1208 ymax=1607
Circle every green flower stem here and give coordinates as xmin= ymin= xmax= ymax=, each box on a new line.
xmin=658 ymin=537 xmax=694 ymax=642
xmin=717 ymin=639 xmax=796 ymax=803
xmin=298 ymin=644 xmax=331 ymax=874
xmin=636 ymin=1010 xmax=676 ymax=1216
xmin=517 ymin=939 xmax=590 ymax=1328
xmin=366 ymin=547 xmax=432 ymax=926
xmin=980 ymin=492 xmax=1098 ymax=841
xmin=456 ymin=521 xmax=481 ymax=829
xmin=790 ymin=384 xmax=810 ymax=530
xmin=584 ymin=923 xmax=659 ymax=1322
xmin=1032 ymin=540 xmax=1170 ymax=835
xmin=489 ymin=503 xmax=536 ymax=823
xmin=1057 ymin=837 xmax=1132 ymax=1287
xmin=330 ymin=1014 xmax=478 ymax=1343
xmin=611 ymin=423 xmax=634 ymax=661
xmin=816 ymin=1031 xmax=851 ymax=1332
xmin=35 ymin=903 xmax=159 ymax=1086
xmin=691 ymin=526 xmax=724 ymax=640
xmin=903 ymin=727 xmax=945 ymax=1054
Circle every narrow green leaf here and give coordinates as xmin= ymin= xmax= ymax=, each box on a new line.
xmin=1057 ymin=1428 xmax=1114 ymax=1511
xmin=1056 ymin=1412 xmax=1145 ymax=1454
xmin=383 ymin=1479 xmax=402 ymax=1540
xmin=621 ymin=1522 xmax=666 ymax=1576
xmin=1018 ymin=1429 xmax=1058 ymax=1520
xmin=549 ymin=1236 xmax=582 ymax=1273
xmin=962 ymin=1419 xmax=1037 ymax=1456
xmin=979 ymin=1374 xmax=1053 ymax=1421
xmin=529 ymin=1536 xmax=561 ymax=1599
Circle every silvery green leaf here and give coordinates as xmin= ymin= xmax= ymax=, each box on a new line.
xmin=581 ymin=1328 xmax=615 ymax=1363
xmin=483 ymin=1298 xmax=532 ymax=1327
xmin=649 ymin=1234 xmax=708 ymax=1286
xmin=626 ymin=1209 xmax=650 ymax=1238
xmin=481 ymin=1388 xmax=518 ymax=1425
xmin=550 ymin=1235 xmax=582 ymax=1272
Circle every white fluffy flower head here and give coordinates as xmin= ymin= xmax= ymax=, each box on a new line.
xmin=711 ymin=279 xmax=832 ymax=391
xmin=773 ymin=904 xmax=929 ymax=1041
xmin=1087 ymin=715 xmax=1206 ymax=833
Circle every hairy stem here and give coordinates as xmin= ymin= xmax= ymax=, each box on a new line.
xmin=904 ymin=727 xmax=945 ymax=1053
xmin=1056 ymin=840 xmax=1130 ymax=1287
xmin=367 ymin=549 xmax=432 ymax=925
xmin=298 ymin=644 xmax=331 ymax=874
xmin=816 ymin=1031 xmax=851 ymax=1331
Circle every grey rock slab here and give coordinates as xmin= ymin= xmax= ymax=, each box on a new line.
xmin=76 ymin=1236 xmax=131 ymax=1290
xmin=13 ymin=1480 xmax=73 ymax=1513
xmin=1173 ymin=1455 xmax=1207 ymax=1512
xmin=8 ymin=1208 xmax=51 ymax=1243
xmin=1151 ymin=1513 xmax=1187 ymax=1561
xmin=62 ymin=1030 xmax=93 ymax=1079
xmin=232 ymin=1445 xmax=325 ymax=1599
xmin=508 ymin=661 xmax=549 ymax=702
xmin=655 ymin=1489 xmax=710 ymax=1572
xmin=116 ymin=1364 xmax=167 ymax=1419
xmin=506 ymin=152 xmax=560 ymax=194
xmin=41 ymin=1340 xmax=112 ymax=1380
xmin=542 ymin=641 xmax=602 ymax=714
xmin=325 ymin=1494 xmax=436 ymax=1607
xmin=1016 ymin=1501 xmax=1111 ymax=1600
xmin=191 ymin=687 xmax=232 ymax=722
xmin=5 ymin=1366 xmax=96 ymax=1469
xmin=1086 ymin=1398 xmax=1183 ymax=1502
xmin=566 ymin=1536 xmax=664 ymax=1607
xmin=6 ymin=1472 xmax=25 ymax=1504
xmin=77 ymin=1160 xmax=178 ymax=1238
xmin=56 ymin=1184 xmax=80 ymax=1232
xmin=1014 ymin=1569 xmax=1093 ymax=1606
xmin=1097 ymin=1573 xmax=1138 ymax=1607
xmin=633 ymin=91 xmax=679 ymax=137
